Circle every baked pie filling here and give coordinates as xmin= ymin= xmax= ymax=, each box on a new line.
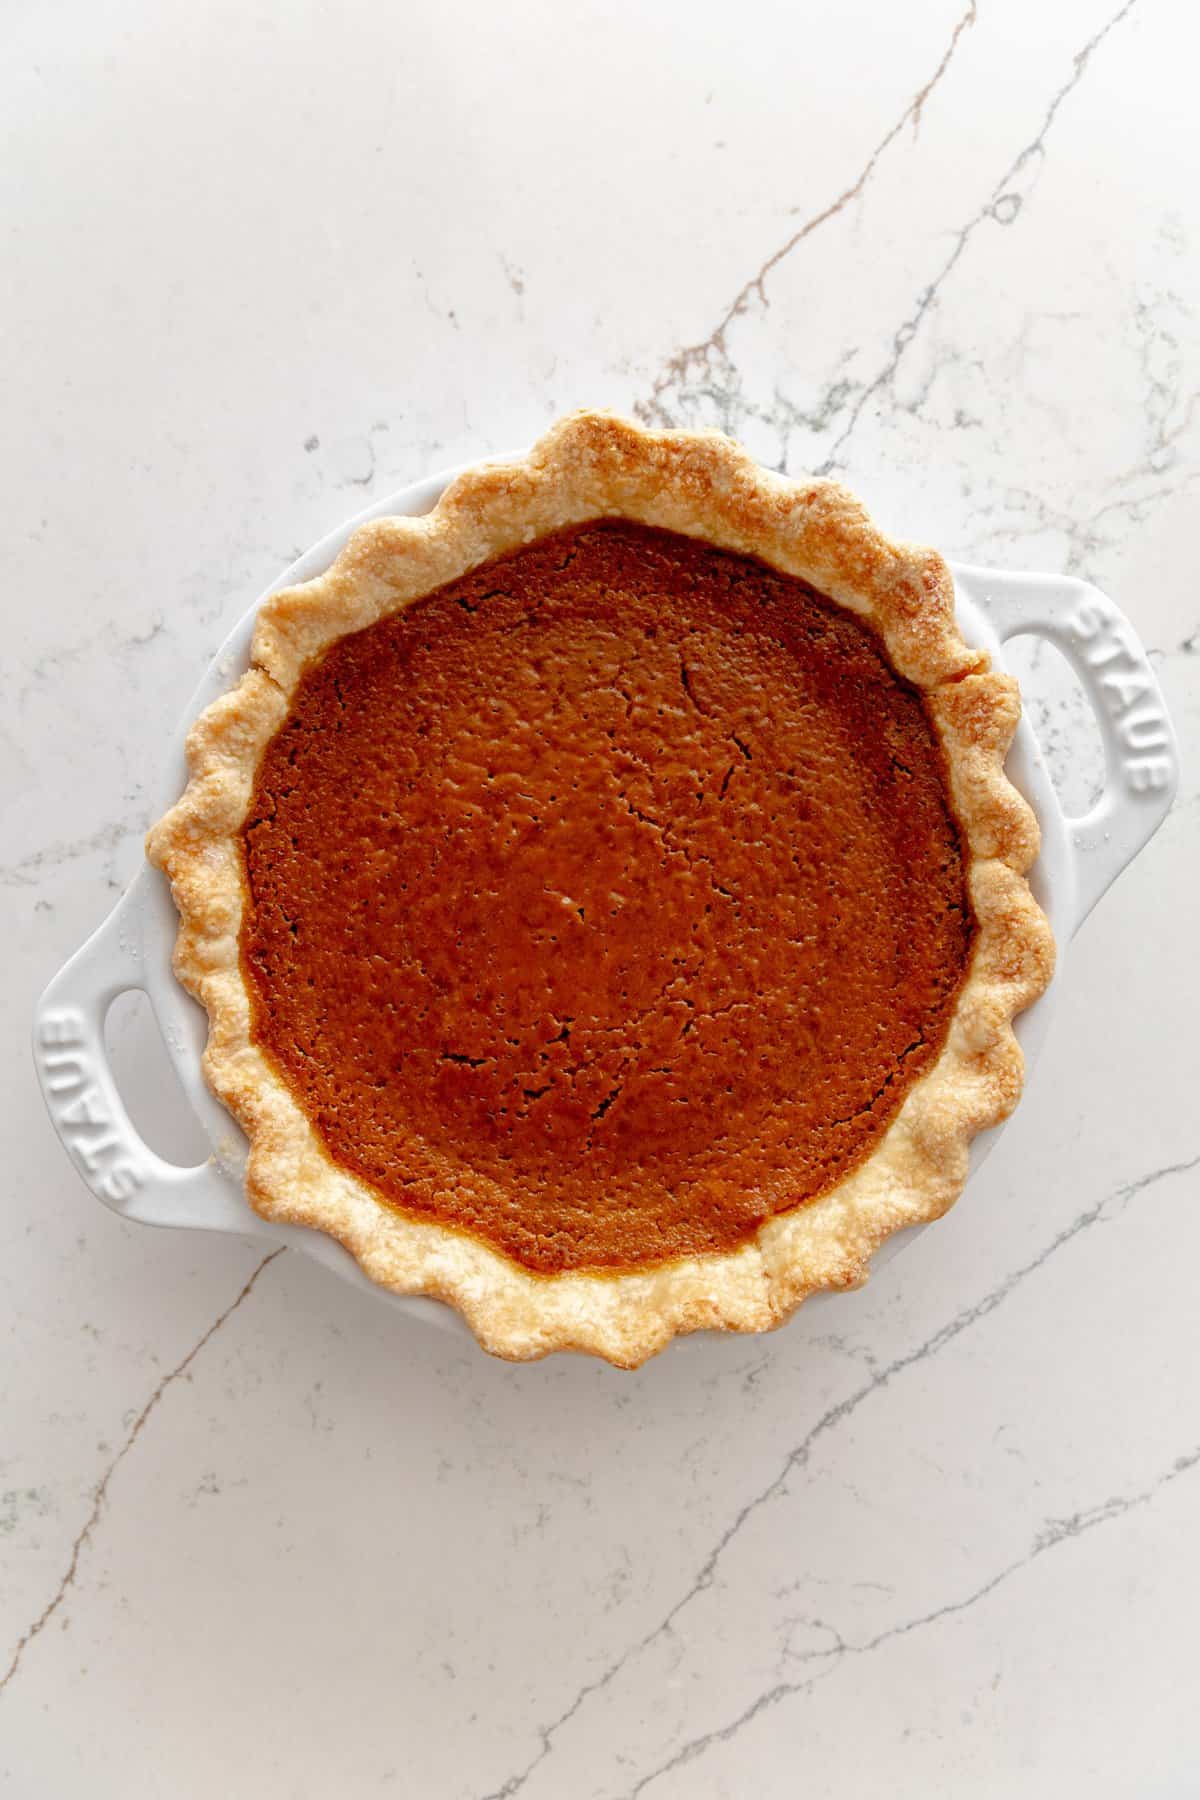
xmin=241 ymin=520 xmax=973 ymax=1275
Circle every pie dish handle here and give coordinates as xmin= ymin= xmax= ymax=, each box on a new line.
xmin=33 ymin=866 xmax=254 ymax=1233
xmin=958 ymin=564 xmax=1179 ymax=934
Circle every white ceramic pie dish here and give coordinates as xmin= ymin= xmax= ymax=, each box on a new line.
xmin=33 ymin=461 xmax=1179 ymax=1348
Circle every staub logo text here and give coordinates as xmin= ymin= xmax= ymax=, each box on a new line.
xmin=37 ymin=1007 xmax=143 ymax=1202
xmin=1066 ymin=595 xmax=1173 ymax=794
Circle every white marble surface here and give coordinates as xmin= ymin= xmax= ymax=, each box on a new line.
xmin=3 ymin=0 xmax=1198 ymax=1792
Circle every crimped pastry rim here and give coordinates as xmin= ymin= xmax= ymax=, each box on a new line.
xmin=147 ymin=411 xmax=1055 ymax=1368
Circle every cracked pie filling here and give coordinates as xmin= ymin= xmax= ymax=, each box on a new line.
xmin=149 ymin=413 xmax=1053 ymax=1365
xmin=242 ymin=520 xmax=972 ymax=1272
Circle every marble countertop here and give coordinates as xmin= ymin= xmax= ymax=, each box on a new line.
xmin=3 ymin=0 xmax=1197 ymax=1792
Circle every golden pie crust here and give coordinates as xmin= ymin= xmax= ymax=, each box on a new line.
xmin=147 ymin=412 xmax=1054 ymax=1367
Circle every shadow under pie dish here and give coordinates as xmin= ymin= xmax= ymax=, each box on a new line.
xmin=147 ymin=412 xmax=1055 ymax=1367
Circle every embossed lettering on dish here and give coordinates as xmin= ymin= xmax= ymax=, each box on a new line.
xmin=37 ymin=1007 xmax=143 ymax=1201
xmin=1067 ymin=595 xmax=1174 ymax=794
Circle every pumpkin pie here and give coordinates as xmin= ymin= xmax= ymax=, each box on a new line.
xmin=148 ymin=412 xmax=1054 ymax=1366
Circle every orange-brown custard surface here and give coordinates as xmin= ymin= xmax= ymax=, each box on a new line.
xmin=241 ymin=520 xmax=974 ymax=1274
